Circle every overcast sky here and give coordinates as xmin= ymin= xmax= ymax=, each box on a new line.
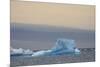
xmin=11 ymin=0 xmax=95 ymax=30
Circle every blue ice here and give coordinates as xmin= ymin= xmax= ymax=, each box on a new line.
xmin=32 ymin=38 xmax=80 ymax=57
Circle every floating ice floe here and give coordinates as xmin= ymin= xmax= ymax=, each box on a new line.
xmin=10 ymin=47 xmax=33 ymax=56
xmin=10 ymin=48 xmax=24 ymax=55
xmin=32 ymin=39 xmax=80 ymax=57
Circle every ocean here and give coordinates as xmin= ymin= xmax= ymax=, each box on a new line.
xmin=10 ymin=48 xmax=95 ymax=66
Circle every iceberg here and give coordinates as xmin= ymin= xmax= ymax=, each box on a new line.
xmin=11 ymin=38 xmax=80 ymax=57
xmin=32 ymin=38 xmax=80 ymax=57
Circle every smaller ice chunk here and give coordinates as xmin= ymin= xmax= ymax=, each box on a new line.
xmin=74 ymin=48 xmax=80 ymax=54
xmin=11 ymin=48 xmax=24 ymax=55
xmin=32 ymin=50 xmax=46 ymax=57
xmin=32 ymin=50 xmax=52 ymax=57
xmin=10 ymin=47 xmax=33 ymax=56
xmin=23 ymin=49 xmax=33 ymax=55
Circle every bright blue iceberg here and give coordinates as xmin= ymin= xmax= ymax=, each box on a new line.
xmin=32 ymin=38 xmax=80 ymax=57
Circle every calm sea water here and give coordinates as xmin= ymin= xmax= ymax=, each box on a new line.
xmin=10 ymin=48 xmax=95 ymax=66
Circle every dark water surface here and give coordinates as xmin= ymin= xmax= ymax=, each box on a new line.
xmin=10 ymin=48 xmax=95 ymax=67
